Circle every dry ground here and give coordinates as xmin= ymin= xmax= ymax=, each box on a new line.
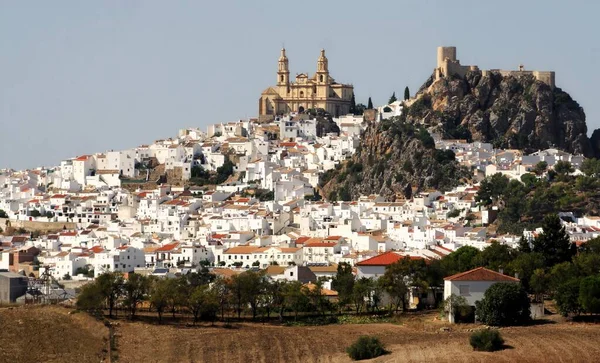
xmin=0 ymin=305 xmax=108 ymax=363
xmin=2 ymin=306 xmax=600 ymax=363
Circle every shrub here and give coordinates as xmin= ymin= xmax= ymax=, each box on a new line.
xmin=469 ymin=329 xmax=504 ymax=352
xmin=346 ymin=336 xmax=388 ymax=361
xmin=475 ymin=282 xmax=531 ymax=326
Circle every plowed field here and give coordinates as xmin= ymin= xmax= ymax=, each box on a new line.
xmin=2 ymin=306 xmax=600 ymax=363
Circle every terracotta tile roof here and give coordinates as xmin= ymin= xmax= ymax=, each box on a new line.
xmin=89 ymin=246 xmax=104 ymax=254
xmin=444 ymin=267 xmax=520 ymax=282
xmin=295 ymin=236 xmax=311 ymax=245
xmin=356 ymin=251 xmax=404 ymax=266
xmin=224 ymin=246 xmax=259 ymax=254
xmin=156 ymin=242 xmax=179 ymax=252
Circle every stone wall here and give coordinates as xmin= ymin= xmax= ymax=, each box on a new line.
xmin=0 ymin=218 xmax=76 ymax=232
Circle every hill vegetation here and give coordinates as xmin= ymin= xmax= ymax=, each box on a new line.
xmin=321 ymin=118 xmax=470 ymax=201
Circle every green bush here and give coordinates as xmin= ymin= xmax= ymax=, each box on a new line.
xmin=346 ymin=336 xmax=388 ymax=361
xmin=475 ymin=282 xmax=531 ymax=326
xmin=469 ymin=329 xmax=504 ymax=352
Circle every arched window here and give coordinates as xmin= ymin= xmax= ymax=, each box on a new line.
xmin=320 ymin=75 xmax=324 ymax=82
xmin=299 ymin=91 xmax=304 ymax=98
xmin=280 ymin=75 xmax=284 ymax=82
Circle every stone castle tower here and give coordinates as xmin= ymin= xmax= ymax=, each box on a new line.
xmin=259 ymin=48 xmax=353 ymax=119
xmin=435 ymin=46 xmax=555 ymax=89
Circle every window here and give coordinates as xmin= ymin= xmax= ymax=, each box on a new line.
xmin=459 ymin=285 xmax=470 ymax=296
xmin=290 ymin=271 xmax=294 ymax=277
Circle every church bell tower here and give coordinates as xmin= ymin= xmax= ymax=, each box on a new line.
xmin=316 ymin=49 xmax=329 ymax=84
xmin=277 ymin=48 xmax=290 ymax=86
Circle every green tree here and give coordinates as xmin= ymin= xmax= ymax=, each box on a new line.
xmin=579 ymin=275 xmax=600 ymax=314
xmin=532 ymin=214 xmax=575 ymax=267
xmin=188 ymin=284 xmax=210 ymax=324
xmin=404 ymin=86 xmax=410 ymax=101
xmin=0 ymin=209 xmax=8 ymax=218
xmin=530 ymin=268 xmax=549 ymax=302
xmin=554 ymin=278 xmax=581 ymax=316
xmin=475 ymin=173 xmax=510 ymax=206
xmin=349 ymin=91 xmax=357 ymax=114
xmin=508 ymin=252 xmax=545 ymax=292
xmin=332 ymin=262 xmax=355 ymax=311
xmin=367 ymin=97 xmax=373 ymax=110
xmin=30 ymin=210 xmax=41 ymax=218
xmin=580 ymin=158 xmax=600 ymax=177
xmin=352 ymin=277 xmax=372 ymax=314
xmin=578 ymin=275 xmax=600 ymax=314
xmin=533 ymin=161 xmax=548 ymax=176
xmin=444 ymin=294 xmax=471 ymax=322
xmin=149 ymin=278 xmax=170 ymax=323
xmin=474 ymin=241 xmax=515 ymax=272
xmin=475 ymin=282 xmax=531 ymax=326
xmin=388 ymin=92 xmax=397 ymax=104
xmin=520 ymin=173 xmax=537 ymax=188
xmin=441 ymin=246 xmax=481 ymax=276
xmin=96 ymin=272 xmax=124 ymax=318
xmin=517 ymin=236 xmax=531 ymax=253
xmin=238 ymin=270 xmax=265 ymax=320
xmin=378 ymin=259 xmax=410 ymax=312
xmin=554 ymin=160 xmax=574 ymax=176
xmin=123 ymin=273 xmax=150 ymax=319
xmin=76 ymin=282 xmax=104 ymax=315
xmin=284 ymin=281 xmax=310 ymax=321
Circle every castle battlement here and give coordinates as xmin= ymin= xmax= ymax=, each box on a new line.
xmin=435 ymin=46 xmax=555 ymax=89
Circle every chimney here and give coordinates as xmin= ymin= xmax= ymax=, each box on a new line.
xmin=498 ymin=268 xmax=504 ymax=275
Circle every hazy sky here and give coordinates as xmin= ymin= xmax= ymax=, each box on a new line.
xmin=1 ymin=1 xmax=598 ymax=169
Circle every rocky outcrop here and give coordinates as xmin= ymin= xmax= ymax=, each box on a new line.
xmin=321 ymin=121 xmax=470 ymax=201
xmin=407 ymin=71 xmax=593 ymax=156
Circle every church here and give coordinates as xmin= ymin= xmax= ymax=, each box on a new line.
xmin=258 ymin=48 xmax=354 ymax=119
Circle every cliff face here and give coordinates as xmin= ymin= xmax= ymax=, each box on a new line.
xmin=409 ymin=71 xmax=592 ymax=156
xmin=321 ymin=121 xmax=470 ymax=201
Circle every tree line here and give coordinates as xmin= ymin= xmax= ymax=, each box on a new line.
xmin=77 ymin=212 xmax=600 ymax=323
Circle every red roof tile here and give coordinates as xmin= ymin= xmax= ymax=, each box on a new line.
xmin=356 ymin=251 xmax=404 ymax=266
xmin=444 ymin=267 xmax=519 ymax=282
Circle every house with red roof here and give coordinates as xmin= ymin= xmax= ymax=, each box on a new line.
xmin=355 ymin=251 xmax=423 ymax=279
xmin=443 ymin=267 xmax=520 ymax=323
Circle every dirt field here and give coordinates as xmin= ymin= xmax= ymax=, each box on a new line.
xmin=0 ymin=305 xmax=108 ymax=363
xmin=2 ymin=306 xmax=600 ymax=363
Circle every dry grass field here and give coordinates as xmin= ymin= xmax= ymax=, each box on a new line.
xmin=2 ymin=306 xmax=600 ymax=363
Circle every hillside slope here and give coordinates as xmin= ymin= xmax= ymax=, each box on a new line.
xmin=0 ymin=306 xmax=108 ymax=363
xmin=409 ymin=71 xmax=592 ymax=156
xmin=321 ymin=121 xmax=470 ymax=201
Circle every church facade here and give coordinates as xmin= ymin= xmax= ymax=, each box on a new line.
xmin=258 ymin=49 xmax=353 ymax=119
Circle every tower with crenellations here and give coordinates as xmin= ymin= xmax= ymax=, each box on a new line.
xmin=435 ymin=46 xmax=555 ymax=89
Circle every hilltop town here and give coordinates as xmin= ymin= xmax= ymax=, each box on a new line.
xmin=2 ymin=47 xmax=600 ymax=350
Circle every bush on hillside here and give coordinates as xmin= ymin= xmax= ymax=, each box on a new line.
xmin=475 ymin=282 xmax=531 ymax=326
xmin=346 ymin=336 xmax=388 ymax=361
xmin=469 ymin=329 xmax=504 ymax=352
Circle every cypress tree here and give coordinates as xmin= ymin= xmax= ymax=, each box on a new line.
xmin=367 ymin=97 xmax=373 ymax=110
xmin=404 ymin=86 xmax=410 ymax=100
xmin=388 ymin=92 xmax=397 ymax=104
xmin=349 ymin=92 xmax=357 ymax=114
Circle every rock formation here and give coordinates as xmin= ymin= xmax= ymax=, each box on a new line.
xmin=320 ymin=121 xmax=470 ymax=201
xmin=408 ymin=71 xmax=592 ymax=156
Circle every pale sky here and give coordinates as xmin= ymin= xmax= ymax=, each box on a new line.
xmin=1 ymin=1 xmax=598 ymax=169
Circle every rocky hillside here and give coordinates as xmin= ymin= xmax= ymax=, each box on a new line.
xmin=320 ymin=120 xmax=470 ymax=201
xmin=409 ymin=71 xmax=593 ymax=156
